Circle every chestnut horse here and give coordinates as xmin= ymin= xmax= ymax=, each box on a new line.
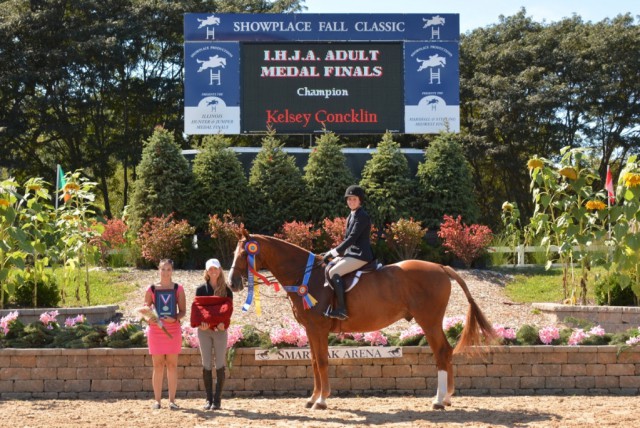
xmin=229 ymin=230 xmax=495 ymax=410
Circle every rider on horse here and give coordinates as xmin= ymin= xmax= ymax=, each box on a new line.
xmin=323 ymin=185 xmax=375 ymax=320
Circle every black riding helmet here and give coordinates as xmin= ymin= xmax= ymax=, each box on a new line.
xmin=344 ymin=185 xmax=365 ymax=202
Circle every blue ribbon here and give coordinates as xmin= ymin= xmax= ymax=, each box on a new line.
xmin=283 ymin=252 xmax=318 ymax=309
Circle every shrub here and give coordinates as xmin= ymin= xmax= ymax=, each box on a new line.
xmin=192 ymin=135 xmax=253 ymax=231
xmin=359 ymin=132 xmax=415 ymax=226
xmin=91 ymin=218 xmax=129 ymax=266
xmin=248 ymin=131 xmax=306 ymax=233
xmin=128 ymin=127 xmax=196 ymax=232
xmin=517 ymin=324 xmax=541 ymax=345
xmin=594 ymin=273 xmax=637 ymax=306
xmin=14 ymin=278 xmax=61 ymax=308
xmin=208 ymin=211 xmax=244 ymax=268
xmin=384 ymin=218 xmax=427 ymax=261
xmin=320 ymin=217 xmax=347 ymax=249
xmin=275 ymin=220 xmax=321 ymax=251
xmin=137 ymin=213 xmax=195 ymax=265
xmin=303 ymin=132 xmax=354 ymax=222
xmin=416 ymin=133 xmax=479 ymax=229
xmin=437 ymin=214 xmax=493 ymax=267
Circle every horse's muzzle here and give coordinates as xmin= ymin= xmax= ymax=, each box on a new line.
xmin=229 ymin=275 xmax=245 ymax=292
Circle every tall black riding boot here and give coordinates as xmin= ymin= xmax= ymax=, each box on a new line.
xmin=203 ymin=368 xmax=213 ymax=410
xmin=327 ymin=274 xmax=348 ymax=320
xmin=212 ymin=367 xmax=226 ymax=410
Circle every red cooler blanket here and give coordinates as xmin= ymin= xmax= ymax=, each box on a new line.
xmin=190 ymin=296 xmax=233 ymax=329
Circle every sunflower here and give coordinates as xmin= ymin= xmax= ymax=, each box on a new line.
xmin=502 ymin=202 xmax=514 ymax=212
xmin=558 ymin=167 xmax=577 ymax=180
xmin=585 ymin=200 xmax=606 ymax=211
xmin=527 ymin=159 xmax=544 ymax=170
xmin=63 ymin=182 xmax=81 ymax=192
xmin=623 ymin=172 xmax=640 ymax=188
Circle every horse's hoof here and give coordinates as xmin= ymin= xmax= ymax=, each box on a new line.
xmin=305 ymin=401 xmax=314 ymax=409
xmin=432 ymin=403 xmax=445 ymax=410
xmin=444 ymin=401 xmax=452 ymax=407
xmin=311 ymin=402 xmax=327 ymax=410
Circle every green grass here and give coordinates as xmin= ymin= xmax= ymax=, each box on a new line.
xmin=54 ymin=268 xmax=137 ymax=307
xmin=498 ymin=265 xmax=602 ymax=304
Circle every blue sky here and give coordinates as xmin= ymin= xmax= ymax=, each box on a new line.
xmin=302 ymin=0 xmax=638 ymax=33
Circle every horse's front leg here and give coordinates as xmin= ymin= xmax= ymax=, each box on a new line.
xmin=310 ymin=334 xmax=330 ymax=410
xmin=305 ymin=339 xmax=322 ymax=408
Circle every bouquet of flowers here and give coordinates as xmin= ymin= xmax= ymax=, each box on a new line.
xmin=136 ymin=306 xmax=172 ymax=339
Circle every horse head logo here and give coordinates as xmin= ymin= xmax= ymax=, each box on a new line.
xmin=196 ymin=55 xmax=227 ymax=72
xmin=423 ymin=15 xmax=445 ymax=28
xmin=417 ymin=54 xmax=446 ymax=71
xmin=197 ymin=15 xmax=221 ymax=29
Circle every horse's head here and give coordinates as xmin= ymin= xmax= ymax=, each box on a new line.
xmin=228 ymin=228 xmax=249 ymax=291
xmin=229 ymin=227 xmax=273 ymax=292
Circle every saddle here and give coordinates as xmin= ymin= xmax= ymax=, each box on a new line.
xmin=324 ymin=259 xmax=382 ymax=292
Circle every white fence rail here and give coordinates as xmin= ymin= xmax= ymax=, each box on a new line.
xmin=488 ymin=245 xmax=607 ymax=267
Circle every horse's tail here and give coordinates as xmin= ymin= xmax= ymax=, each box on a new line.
xmin=441 ymin=265 xmax=496 ymax=354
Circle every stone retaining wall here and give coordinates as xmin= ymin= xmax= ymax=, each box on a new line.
xmin=532 ymin=303 xmax=640 ymax=333
xmin=1 ymin=346 xmax=639 ymax=399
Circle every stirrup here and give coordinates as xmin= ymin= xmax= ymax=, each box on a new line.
xmin=327 ymin=309 xmax=348 ymax=320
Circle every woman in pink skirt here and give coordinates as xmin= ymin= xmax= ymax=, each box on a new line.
xmin=144 ymin=259 xmax=186 ymax=410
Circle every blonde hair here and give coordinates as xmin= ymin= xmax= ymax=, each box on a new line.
xmin=204 ymin=268 xmax=228 ymax=297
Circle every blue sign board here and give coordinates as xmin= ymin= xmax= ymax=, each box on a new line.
xmin=184 ymin=13 xmax=459 ymax=42
xmin=184 ymin=13 xmax=460 ymax=135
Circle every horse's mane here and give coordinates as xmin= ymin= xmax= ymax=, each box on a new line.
xmin=253 ymin=234 xmax=313 ymax=256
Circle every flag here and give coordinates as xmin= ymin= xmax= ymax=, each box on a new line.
xmin=56 ymin=165 xmax=71 ymax=208
xmin=605 ymin=165 xmax=615 ymax=205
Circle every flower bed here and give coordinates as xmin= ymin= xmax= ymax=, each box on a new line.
xmin=3 ymin=311 xmax=640 ymax=351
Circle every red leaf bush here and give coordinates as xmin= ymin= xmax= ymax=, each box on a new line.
xmin=437 ymin=215 xmax=493 ymax=267
xmin=137 ymin=213 xmax=195 ymax=265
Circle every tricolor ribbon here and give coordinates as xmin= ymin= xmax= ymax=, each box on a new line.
xmin=283 ymin=252 xmax=318 ymax=310
xmin=242 ymin=240 xmax=281 ymax=315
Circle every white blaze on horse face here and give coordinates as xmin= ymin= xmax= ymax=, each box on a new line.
xmin=230 ymin=243 xmax=241 ymax=280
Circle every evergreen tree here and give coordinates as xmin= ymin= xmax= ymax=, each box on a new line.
xmin=359 ymin=132 xmax=415 ymax=227
xmin=248 ymin=131 xmax=306 ymax=233
xmin=191 ymin=135 xmax=252 ymax=232
xmin=303 ymin=132 xmax=354 ymax=222
xmin=128 ymin=127 xmax=196 ymax=232
xmin=416 ymin=133 xmax=480 ymax=229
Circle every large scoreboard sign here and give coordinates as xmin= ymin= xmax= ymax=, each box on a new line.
xmin=184 ymin=14 xmax=459 ymax=135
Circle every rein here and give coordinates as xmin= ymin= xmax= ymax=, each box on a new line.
xmin=241 ymin=239 xmax=321 ymax=313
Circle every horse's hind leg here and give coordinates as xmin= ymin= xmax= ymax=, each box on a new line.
xmin=422 ymin=327 xmax=454 ymax=410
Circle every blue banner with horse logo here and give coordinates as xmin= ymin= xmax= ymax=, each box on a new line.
xmin=404 ymin=41 xmax=460 ymax=133
xmin=184 ymin=42 xmax=240 ymax=134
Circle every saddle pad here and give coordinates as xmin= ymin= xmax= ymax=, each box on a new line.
xmin=324 ymin=263 xmax=383 ymax=293
xmin=190 ymin=296 xmax=233 ymax=329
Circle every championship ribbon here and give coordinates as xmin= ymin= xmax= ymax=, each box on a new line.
xmin=242 ymin=240 xmax=282 ymax=315
xmin=283 ymin=252 xmax=318 ymax=309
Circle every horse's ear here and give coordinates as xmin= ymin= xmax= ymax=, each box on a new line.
xmin=238 ymin=224 xmax=250 ymax=240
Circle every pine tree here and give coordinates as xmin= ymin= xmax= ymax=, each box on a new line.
xmin=191 ymin=135 xmax=252 ymax=231
xmin=359 ymin=132 xmax=415 ymax=227
xmin=303 ymin=132 xmax=354 ymax=222
xmin=128 ymin=127 xmax=196 ymax=232
xmin=248 ymin=131 xmax=306 ymax=233
xmin=416 ymin=133 xmax=480 ymax=229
